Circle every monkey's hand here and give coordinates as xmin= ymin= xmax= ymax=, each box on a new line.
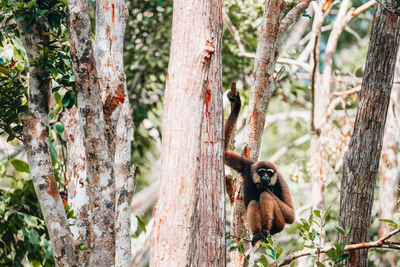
xmin=227 ymin=91 xmax=241 ymax=116
xmin=227 ymin=91 xmax=241 ymax=106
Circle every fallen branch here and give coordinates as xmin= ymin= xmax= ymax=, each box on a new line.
xmin=275 ymin=228 xmax=400 ymax=266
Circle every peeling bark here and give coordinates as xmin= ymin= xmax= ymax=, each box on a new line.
xmin=95 ymin=0 xmax=129 ymax=158
xmin=16 ymin=15 xmax=78 ymax=266
xmin=67 ymin=1 xmax=117 ymax=265
xmin=62 ymin=108 xmax=90 ymax=264
xmin=338 ymin=4 xmax=400 ymax=267
xmin=115 ymin=99 xmax=136 ymax=267
xmin=192 ymin=1 xmax=225 ymax=265
xmin=150 ymin=0 xmax=218 ymax=265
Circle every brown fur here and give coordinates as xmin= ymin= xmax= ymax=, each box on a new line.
xmin=224 ymin=91 xmax=295 ymax=245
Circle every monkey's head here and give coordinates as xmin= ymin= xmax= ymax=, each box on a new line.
xmin=251 ymin=161 xmax=278 ymax=187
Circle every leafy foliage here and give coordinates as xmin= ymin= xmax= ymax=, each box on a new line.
xmin=125 ymin=0 xmax=171 ymax=165
xmin=259 ymin=238 xmax=284 ymax=267
xmin=0 ymin=160 xmax=54 ymax=266
xmin=0 ymin=59 xmax=27 ymax=141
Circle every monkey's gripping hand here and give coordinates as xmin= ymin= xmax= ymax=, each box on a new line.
xmin=227 ymin=91 xmax=241 ymax=116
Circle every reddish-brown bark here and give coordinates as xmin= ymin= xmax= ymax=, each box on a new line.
xmin=192 ymin=1 xmax=225 ymax=266
xmin=338 ymin=4 xmax=400 ymax=267
xmin=150 ymin=1 xmax=222 ymax=265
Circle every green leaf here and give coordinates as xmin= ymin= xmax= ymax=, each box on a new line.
xmin=336 ymin=253 xmax=350 ymax=263
xmin=136 ymin=215 xmax=146 ymax=233
xmin=55 ymin=124 xmax=64 ymax=133
xmin=49 ymin=141 xmax=60 ymax=161
xmin=266 ymin=249 xmax=275 ymax=259
xmin=258 ymin=255 xmax=269 ymax=267
xmin=379 ymin=219 xmax=395 ymax=224
xmin=313 ymin=210 xmax=321 ymax=219
xmin=62 ymin=90 xmax=72 ymax=107
xmin=10 ymin=158 xmax=30 ymax=173
xmin=24 ymin=0 xmax=36 ymax=8
xmin=316 ymin=262 xmax=325 ymax=267
xmin=229 ymin=245 xmax=239 ymax=252
xmin=276 ymin=247 xmax=284 ymax=259
xmin=335 ymin=226 xmax=345 ymax=235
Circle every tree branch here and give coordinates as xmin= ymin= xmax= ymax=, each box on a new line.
xmin=276 ymin=228 xmax=400 ymax=266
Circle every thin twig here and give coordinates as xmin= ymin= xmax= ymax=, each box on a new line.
xmin=332 ymin=86 xmax=361 ymax=96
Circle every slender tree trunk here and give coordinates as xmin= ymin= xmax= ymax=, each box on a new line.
xmin=15 ymin=15 xmax=78 ymax=266
xmin=378 ymin=52 xmax=400 ymax=267
xmin=62 ymin=108 xmax=90 ymax=264
xmin=150 ymin=0 xmax=220 ymax=265
xmin=192 ymin=1 xmax=225 ymax=266
xmin=338 ymin=4 xmax=400 ymax=267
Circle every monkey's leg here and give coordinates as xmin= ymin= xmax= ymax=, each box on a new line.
xmin=247 ymin=200 xmax=263 ymax=246
xmin=270 ymin=200 xmax=286 ymax=235
xmin=259 ymin=191 xmax=274 ymax=235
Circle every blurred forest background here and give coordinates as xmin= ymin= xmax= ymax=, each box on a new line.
xmin=1 ymin=0 xmax=399 ymax=266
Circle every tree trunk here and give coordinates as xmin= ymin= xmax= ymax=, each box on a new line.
xmin=192 ymin=1 xmax=225 ymax=266
xmin=62 ymin=108 xmax=90 ymax=264
xmin=378 ymin=52 xmax=400 ymax=267
xmin=68 ymin=0 xmax=132 ymax=265
xmin=150 ymin=0 xmax=220 ymax=265
xmin=15 ymin=15 xmax=78 ymax=267
xmin=338 ymin=4 xmax=400 ymax=267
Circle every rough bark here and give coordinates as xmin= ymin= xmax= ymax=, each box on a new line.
xmin=67 ymin=1 xmax=117 ymax=265
xmin=192 ymin=1 xmax=225 ymax=266
xmin=150 ymin=0 xmax=218 ymax=265
xmin=92 ymin=1 xmax=135 ymax=265
xmin=114 ymin=98 xmax=136 ymax=267
xmin=62 ymin=108 xmax=90 ymax=264
xmin=16 ymin=15 xmax=78 ymax=266
xmin=95 ymin=0 xmax=128 ymax=157
xmin=338 ymin=4 xmax=400 ymax=267
xmin=378 ymin=53 xmax=400 ymax=267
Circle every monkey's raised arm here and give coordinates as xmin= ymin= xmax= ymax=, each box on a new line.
xmin=224 ymin=91 xmax=254 ymax=172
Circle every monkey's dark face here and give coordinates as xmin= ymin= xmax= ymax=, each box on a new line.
xmin=253 ymin=167 xmax=277 ymax=186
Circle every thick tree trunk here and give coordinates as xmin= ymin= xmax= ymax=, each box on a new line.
xmin=150 ymin=0 xmax=220 ymax=265
xmin=378 ymin=53 xmax=400 ymax=267
xmin=338 ymin=4 xmax=400 ymax=267
xmin=192 ymin=1 xmax=225 ymax=266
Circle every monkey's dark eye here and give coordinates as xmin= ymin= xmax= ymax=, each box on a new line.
xmin=267 ymin=170 xmax=275 ymax=177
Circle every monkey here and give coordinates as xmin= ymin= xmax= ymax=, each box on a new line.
xmin=224 ymin=90 xmax=295 ymax=246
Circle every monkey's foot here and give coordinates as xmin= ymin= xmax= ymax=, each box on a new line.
xmin=251 ymin=231 xmax=269 ymax=246
xmin=262 ymin=229 xmax=271 ymax=239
